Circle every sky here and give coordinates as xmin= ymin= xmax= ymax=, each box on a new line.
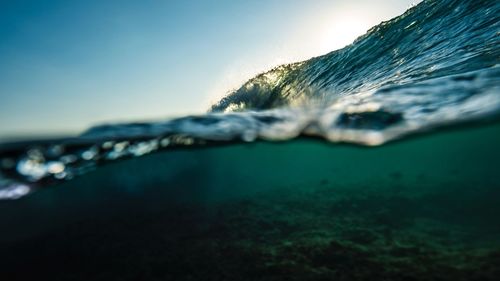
xmin=0 ymin=0 xmax=420 ymax=137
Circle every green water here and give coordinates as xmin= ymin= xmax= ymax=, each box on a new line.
xmin=1 ymin=123 xmax=499 ymax=280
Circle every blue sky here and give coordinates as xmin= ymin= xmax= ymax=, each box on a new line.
xmin=0 ymin=0 xmax=419 ymax=136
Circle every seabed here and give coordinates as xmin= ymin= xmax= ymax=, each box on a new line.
xmin=1 ymin=123 xmax=499 ymax=280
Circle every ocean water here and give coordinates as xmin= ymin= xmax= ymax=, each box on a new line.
xmin=1 ymin=0 xmax=499 ymax=280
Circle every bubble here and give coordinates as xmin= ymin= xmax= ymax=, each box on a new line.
xmin=114 ymin=141 xmax=129 ymax=152
xmin=82 ymin=147 xmax=98 ymax=160
xmin=46 ymin=161 xmax=65 ymax=174
xmin=102 ymin=141 xmax=115 ymax=149
xmin=128 ymin=140 xmax=159 ymax=156
xmin=16 ymin=158 xmax=47 ymax=181
xmin=0 ymin=183 xmax=31 ymax=200
xmin=160 ymin=138 xmax=170 ymax=147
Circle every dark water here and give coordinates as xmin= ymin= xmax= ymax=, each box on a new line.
xmin=1 ymin=123 xmax=499 ymax=280
xmin=1 ymin=0 xmax=500 ymax=279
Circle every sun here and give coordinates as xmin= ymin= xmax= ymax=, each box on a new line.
xmin=319 ymin=15 xmax=372 ymax=53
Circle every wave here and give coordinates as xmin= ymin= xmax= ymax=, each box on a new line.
xmin=211 ymin=0 xmax=500 ymax=112
xmin=0 ymin=0 xmax=499 ymax=199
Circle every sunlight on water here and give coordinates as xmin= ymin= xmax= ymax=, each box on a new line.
xmin=0 ymin=0 xmax=499 ymax=280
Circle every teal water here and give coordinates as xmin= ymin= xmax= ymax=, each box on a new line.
xmin=0 ymin=0 xmax=499 ymax=279
xmin=1 ymin=0 xmax=499 ymax=197
xmin=1 ymin=123 xmax=499 ymax=280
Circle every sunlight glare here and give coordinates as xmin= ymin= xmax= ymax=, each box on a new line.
xmin=319 ymin=15 xmax=371 ymax=53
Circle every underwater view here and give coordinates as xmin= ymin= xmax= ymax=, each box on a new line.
xmin=1 ymin=0 xmax=499 ymax=280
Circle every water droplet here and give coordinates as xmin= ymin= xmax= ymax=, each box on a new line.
xmin=0 ymin=184 xmax=31 ymax=200
xmin=46 ymin=161 xmax=65 ymax=174
xmin=160 ymin=138 xmax=170 ymax=147
xmin=128 ymin=140 xmax=159 ymax=156
xmin=102 ymin=141 xmax=115 ymax=149
xmin=114 ymin=141 xmax=129 ymax=152
xmin=16 ymin=158 xmax=47 ymax=181
xmin=82 ymin=147 xmax=98 ymax=160
xmin=54 ymin=172 xmax=67 ymax=179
